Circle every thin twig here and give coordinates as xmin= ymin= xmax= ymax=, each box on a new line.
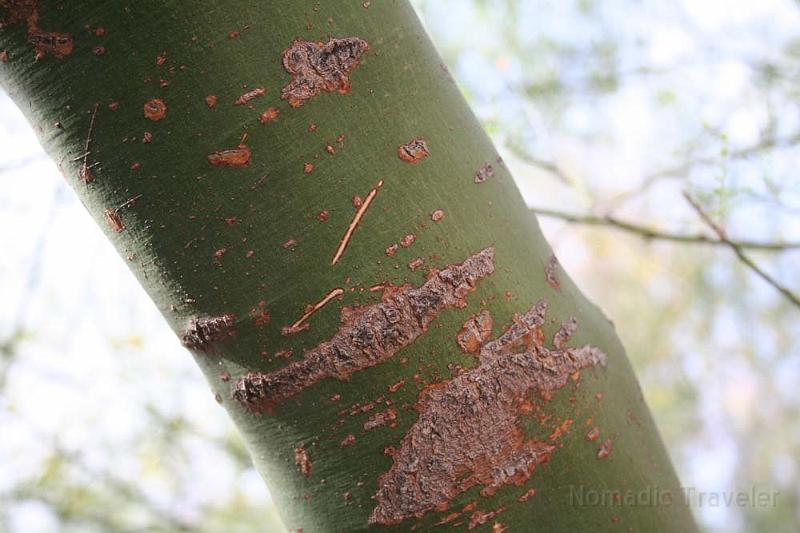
xmin=531 ymin=207 xmax=800 ymax=251
xmin=683 ymin=192 xmax=800 ymax=308
xmin=289 ymin=287 xmax=344 ymax=330
xmin=331 ymin=179 xmax=383 ymax=265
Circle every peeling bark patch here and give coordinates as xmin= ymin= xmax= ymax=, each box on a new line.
xmin=340 ymin=434 xmax=356 ymax=448
xmin=295 ymin=446 xmax=312 ymax=478
xmin=181 ymin=314 xmax=237 ymax=351
xmin=545 ymin=254 xmax=561 ymax=290
xmin=281 ymin=37 xmax=369 ymax=108
xmin=397 ymin=138 xmax=429 ymax=164
xmin=456 ymin=310 xmax=493 ymax=354
xmin=207 ymin=145 xmax=251 ymax=167
xmin=369 ymin=303 xmax=607 ymax=525
xmin=231 ymin=248 xmax=495 ymax=412
xmin=331 ymin=179 xmax=383 ymax=265
xmin=143 ymin=99 xmax=167 ymax=121
xmin=517 ymin=488 xmax=537 ymax=502
xmin=363 ymin=408 xmax=397 ymax=431
xmin=474 ymin=163 xmax=494 ymax=184
xmin=407 ymin=257 xmax=424 ymax=271
xmin=234 ymin=86 xmax=266 ymax=106
xmin=103 ymin=208 xmax=124 ymax=232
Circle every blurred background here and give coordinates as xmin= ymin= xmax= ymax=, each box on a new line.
xmin=2 ymin=0 xmax=799 ymax=531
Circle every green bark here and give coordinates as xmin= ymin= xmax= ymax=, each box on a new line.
xmin=1 ymin=1 xmax=697 ymax=531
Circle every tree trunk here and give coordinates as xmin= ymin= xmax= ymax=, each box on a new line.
xmin=1 ymin=1 xmax=696 ymax=531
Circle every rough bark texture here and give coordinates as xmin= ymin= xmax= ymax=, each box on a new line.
xmin=1 ymin=1 xmax=697 ymax=531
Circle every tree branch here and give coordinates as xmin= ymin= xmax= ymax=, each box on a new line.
xmin=530 ymin=206 xmax=800 ymax=251
xmin=683 ymin=192 xmax=800 ymax=309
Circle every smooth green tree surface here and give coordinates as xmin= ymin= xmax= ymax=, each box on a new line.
xmin=1 ymin=1 xmax=696 ymax=531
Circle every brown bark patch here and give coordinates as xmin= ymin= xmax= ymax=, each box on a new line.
xmin=143 ymin=98 xmax=167 ymax=121
xmin=207 ymin=145 xmax=251 ymax=167
xmin=397 ymin=138 xmax=429 ymax=164
xmin=281 ymin=37 xmax=369 ymax=108
xmin=232 ymin=248 xmax=495 ymax=413
xmin=181 ymin=314 xmax=237 ymax=351
xmin=474 ymin=163 xmax=494 ymax=184
xmin=259 ymin=107 xmax=280 ymax=123
xmin=369 ymin=302 xmax=607 ymax=525
xmin=103 ymin=208 xmax=124 ymax=232
xmin=294 ymin=446 xmax=312 ymax=478
xmin=545 ymin=254 xmax=561 ymax=290
xmin=234 ymin=86 xmax=266 ymax=106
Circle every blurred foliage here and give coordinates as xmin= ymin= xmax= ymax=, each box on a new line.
xmin=2 ymin=0 xmax=799 ymax=531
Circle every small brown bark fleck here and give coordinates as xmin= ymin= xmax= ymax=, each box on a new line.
xmin=234 ymin=86 xmax=266 ymax=106
xmin=205 ymin=94 xmax=217 ymax=108
xmin=545 ymin=254 xmax=561 ymax=290
xmin=259 ymin=107 xmax=280 ymax=123
xmin=207 ymin=145 xmax=251 ymax=167
xmin=397 ymin=138 xmax=430 ymax=164
xmin=281 ymin=37 xmax=369 ymax=107
xmin=0 ymin=50 xmax=8 ymax=62
xmin=407 ymin=257 xmax=424 ymax=271
xmin=143 ymin=98 xmax=167 ymax=121
xmin=597 ymin=438 xmax=613 ymax=460
xmin=474 ymin=163 xmax=494 ymax=184
xmin=363 ymin=408 xmax=397 ymax=432
xmin=468 ymin=507 xmax=506 ymax=530
xmin=294 ymin=446 xmax=312 ymax=478
xmin=303 ymin=162 xmax=315 ymax=174
xmin=325 ymin=143 xmax=336 ymax=155
xmin=586 ymin=426 xmax=600 ymax=442
xmin=103 ymin=209 xmax=124 ymax=232
xmin=399 ymin=234 xmax=416 ymax=248
xmin=142 ymin=131 xmax=153 ymax=144
xmin=339 ymin=434 xmax=356 ymax=448
xmin=317 ymin=210 xmax=329 ymax=222
xmin=385 ymin=243 xmax=398 ymax=257
xmin=431 ymin=209 xmax=445 ymax=223
xmin=517 ymin=487 xmax=537 ymax=502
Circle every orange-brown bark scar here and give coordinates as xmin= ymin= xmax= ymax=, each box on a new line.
xmin=281 ymin=37 xmax=369 ymax=108
xmin=331 ymin=179 xmax=383 ymax=265
xmin=369 ymin=303 xmax=608 ymax=525
xmin=283 ymin=287 xmax=344 ymax=336
xmin=232 ymin=248 xmax=495 ymax=413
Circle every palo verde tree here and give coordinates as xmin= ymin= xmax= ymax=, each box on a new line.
xmin=1 ymin=1 xmax=697 ymax=531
